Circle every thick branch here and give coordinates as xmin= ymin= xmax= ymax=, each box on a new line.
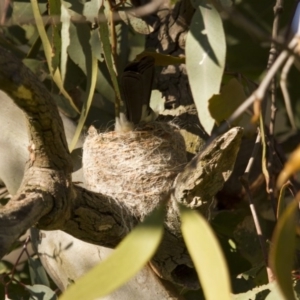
xmin=0 ymin=46 xmax=72 ymax=172
xmin=174 ymin=127 xmax=243 ymax=216
xmin=61 ymin=186 xmax=135 ymax=248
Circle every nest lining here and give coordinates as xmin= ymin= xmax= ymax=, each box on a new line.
xmin=83 ymin=122 xmax=187 ymax=219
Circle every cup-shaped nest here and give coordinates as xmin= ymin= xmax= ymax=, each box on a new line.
xmin=82 ymin=122 xmax=187 ymax=220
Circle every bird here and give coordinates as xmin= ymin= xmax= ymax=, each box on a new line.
xmin=115 ymin=56 xmax=157 ymax=132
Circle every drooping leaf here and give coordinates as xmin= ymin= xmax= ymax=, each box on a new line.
xmin=98 ymin=6 xmax=122 ymax=114
xmin=89 ymin=29 xmax=103 ymax=62
xmin=67 ymin=22 xmax=92 ymax=75
xmin=277 ymin=183 xmax=289 ymax=219
xmin=48 ymin=0 xmax=61 ymax=72
xmin=59 ymin=206 xmax=165 ymax=300
xmin=28 ymin=256 xmax=50 ymax=287
xmin=30 ymin=0 xmax=79 ymax=114
xmin=209 ymin=78 xmax=246 ymax=125
xmin=83 ymin=0 xmax=103 ymax=62
xmin=186 ymin=1 xmax=226 ymax=134
xmin=69 ymin=54 xmax=98 ymax=152
xmin=25 ymin=284 xmax=57 ymax=300
xmin=180 ymin=205 xmax=232 ymax=300
xmin=277 ymin=145 xmax=300 ymax=188
xmin=269 ymin=200 xmax=298 ymax=300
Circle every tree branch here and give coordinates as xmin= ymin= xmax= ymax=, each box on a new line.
xmin=0 ymin=46 xmax=72 ymax=172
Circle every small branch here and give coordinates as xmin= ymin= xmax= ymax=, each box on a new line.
xmin=262 ymin=0 xmax=284 ymax=220
xmin=209 ymin=36 xmax=299 ymax=142
xmin=0 ymin=191 xmax=51 ymax=259
xmin=280 ymin=55 xmax=297 ymax=129
xmin=240 ymin=176 xmax=275 ymax=283
xmin=240 ymin=131 xmax=275 ymax=282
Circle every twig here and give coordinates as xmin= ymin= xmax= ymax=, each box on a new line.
xmin=280 ymin=55 xmax=297 ymax=129
xmin=240 ymin=131 xmax=275 ymax=283
xmin=262 ymin=0 xmax=284 ymax=220
xmin=208 ymin=36 xmax=299 ymax=144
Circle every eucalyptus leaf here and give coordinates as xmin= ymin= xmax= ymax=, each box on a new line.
xmin=186 ymin=1 xmax=226 ymax=134
xmin=59 ymin=206 xmax=165 ymax=300
xmin=69 ymin=54 xmax=98 ymax=152
xmin=90 ymin=29 xmax=103 ymax=62
xmin=98 ymin=6 xmax=122 ymax=113
xmin=48 ymin=0 xmax=61 ymax=72
xmin=209 ymin=78 xmax=246 ymax=125
xmin=30 ymin=0 xmax=80 ymax=114
xmin=269 ymin=200 xmax=298 ymax=300
xmin=28 ymin=256 xmax=50 ymax=287
xmin=25 ymin=284 xmax=57 ymax=300
xmin=180 ymin=206 xmax=232 ymax=300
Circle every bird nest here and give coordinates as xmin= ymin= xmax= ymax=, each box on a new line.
xmin=82 ymin=122 xmax=187 ymax=219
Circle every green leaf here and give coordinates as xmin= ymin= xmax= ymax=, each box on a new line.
xmin=60 ymin=206 xmax=165 ymax=300
xmin=186 ymin=1 xmax=226 ymax=134
xmin=25 ymin=284 xmax=57 ymax=300
xmin=180 ymin=206 xmax=232 ymax=300
xmin=269 ymin=200 xmax=298 ymax=300
xmin=30 ymin=0 xmax=79 ymax=114
xmin=98 ymin=6 xmax=122 ymax=114
xmin=48 ymin=0 xmax=62 ymax=72
xmin=208 ymin=78 xmax=246 ymax=125
xmin=233 ymin=281 xmax=283 ymax=300
xmin=277 ymin=183 xmax=289 ymax=219
xmin=69 ymin=54 xmax=98 ymax=152
xmin=28 ymin=256 xmax=50 ymax=287
xmin=89 ymin=29 xmax=103 ymax=62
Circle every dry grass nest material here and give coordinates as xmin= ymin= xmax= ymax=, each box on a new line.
xmin=83 ymin=121 xmax=187 ymax=219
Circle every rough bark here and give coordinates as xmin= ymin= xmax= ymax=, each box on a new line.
xmin=147 ymin=0 xmax=195 ymax=108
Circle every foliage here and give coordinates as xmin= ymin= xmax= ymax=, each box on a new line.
xmin=2 ymin=0 xmax=300 ymax=299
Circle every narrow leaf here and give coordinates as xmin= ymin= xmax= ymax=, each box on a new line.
xmin=30 ymin=0 xmax=79 ymax=114
xmin=28 ymin=256 xmax=50 ymax=287
xmin=69 ymin=54 xmax=98 ymax=152
xmin=25 ymin=284 xmax=57 ymax=300
xmin=48 ymin=0 xmax=61 ymax=72
xmin=60 ymin=206 xmax=165 ymax=300
xmin=186 ymin=1 xmax=226 ymax=134
xmin=277 ymin=183 xmax=289 ymax=219
xmin=269 ymin=200 xmax=298 ymax=300
xmin=98 ymin=6 xmax=122 ymax=114
xmin=180 ymin=205 xmax=232 ymax=300
xmin=277 ymin=145 xmax=300 ymax=188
